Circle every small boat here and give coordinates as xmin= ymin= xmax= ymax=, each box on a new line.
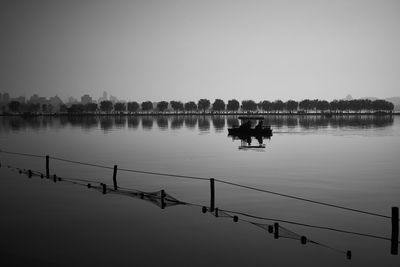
xmin=228 ymin=117 xmax=272 ymax=137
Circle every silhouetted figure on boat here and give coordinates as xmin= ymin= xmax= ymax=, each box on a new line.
xmin=239 ymin=120 xmax=251 ymax=130
xmin=255 ymin=120 xmax=263 ymax=130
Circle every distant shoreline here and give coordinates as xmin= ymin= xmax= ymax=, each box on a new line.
xmin=1 ymin=112 xmax=399 ymax=117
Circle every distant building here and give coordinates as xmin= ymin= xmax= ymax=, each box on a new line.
xmin=109 ymin=95 xmax=118 ymax=104
xmin=3 ymin=93 xmax=10 ymax=103
xmin=98 ymin=91 xmax=108 ymax=103
xmin=11 ymin=96 xmax=26 ymax=103
xmin=49 ymin=95 xmax=63 ymax=111
xmin=66 ymin=97 xmax=78 ymax=106
xmin=81 ymin=94 xmax=93 ymax=105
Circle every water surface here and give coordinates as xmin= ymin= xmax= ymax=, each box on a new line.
xmin=0 ymin=115 xmax=399 ymax=266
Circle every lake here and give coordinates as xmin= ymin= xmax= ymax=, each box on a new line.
xmin=0 ymin=115 xmax=399 ymax=266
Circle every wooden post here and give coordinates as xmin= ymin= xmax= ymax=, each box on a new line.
xmin=46 ymin=155 xmax=50 ymax=178
xmin=274 ymin=223 xmax=279 ymax=239
xmin=391 ymin=207 xmax=399 ymax=255
xmin=210 ymin=178 xmax=215 ymax=212
xmin=101 ymin=183 xmax=106 ymax=194
xmin=113 ymin=165 xmax=118 ymax=190
xmin=161 ymin=190 xmax=166 ymax=209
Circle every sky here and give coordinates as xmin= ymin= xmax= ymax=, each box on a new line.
xmin=1 ymin=0 xmax=399 ymax=102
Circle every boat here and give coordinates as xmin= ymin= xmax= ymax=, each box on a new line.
xmin=228 ymin=117 xmax=272 ymax=137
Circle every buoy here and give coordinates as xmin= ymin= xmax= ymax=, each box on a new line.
xmin=40 ymin=174 xmax=44 ymax=178
xmin=28 ymin=170 xmax=32 ymax=178
xmin=202 ymin=206 xmax=207 ymax=213
xmin=233 ymin=216 xmax=239 ymax=222
xmin=346 ymin=250 xmax=352 ymax=260
xmin=300 ymin=236 xmax=307 ymax=245
xmin=215 ymin=208 xmax=219 ymax=217
xmin=87 ymin=183 xmax=91 ymax=188
xmin=268 ymin=225 xmax=274 ymax=233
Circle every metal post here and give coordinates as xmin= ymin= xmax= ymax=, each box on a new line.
xmin=210 ymin=178 xmax=215 ymax=212
xmin=46 ymin=155 xmax=50 ymax=178
xmin=391 ymin=207 xmax=399 ymax=255
xmin=113 ymin=165 xmax=118 ymax=190
xmin=274 ymin=223 xmax=279 ymax=239
xmin=161 ymin=190 xmax=166 ymax=209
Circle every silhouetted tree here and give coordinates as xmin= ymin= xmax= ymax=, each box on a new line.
xmin=241 ymin=100 xmax=257 ymax=111
xmin=27 ymin=103 xmax=40 ymax=113
xmin=127 ymin=101 xmax=139 ymax=113
xmin=286 ymin=100 xmax=298 ymax=113
xmin=85 ymin=103 xmax=98 ymax=113
xmin=170 ymin=101 xmax=184 ymax=112
xmin=157 ymin=101 xmax=169 ymax=112
xmin=60 ymin=104 xmax=68 ymax=113
xmin=372 ymin=99 xmax=394 ymax=112
xmin=330 ymin=100 xmax=339 ymax=113
xmin=259 ymin=100 xmax=272 ymax=113
xmin=198 ymin=99 xmax=210 ymax=113
xmin=184 ymin=101 xmax=197 ymax=112
xmin=212 ymin=99 xmax=225 ymax=112
xmin=141 ymin=101 xmax=153 ymax=112
xmin=47 ymin=104 xmax=54 ymax=113
xmin=299 ymin=99 xmax=312 ymax=113
xmin=272 ymin=100 xmax=284 ymax=113
xmin=100 ymin=100 xmax=113 ymax=112
xmin=315 ymin=100 xmax=330 ymax=113
xmin=227 ymin=99 xmax=240 ymax=112
xmin=8 ymin=101 xmax=21 ymax=113
xmin=114 ymin=102 xmax=126 ymax=112
xmin=307 ymin=99 xmax=318 ymax=112
xmin=337 ymin=100 xmax=349 ymax=113
xmin=68 ymin=104 xmax=85 ymax=113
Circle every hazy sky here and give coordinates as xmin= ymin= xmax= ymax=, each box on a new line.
xmin=1 ymin=0 xmax=399 ymax=102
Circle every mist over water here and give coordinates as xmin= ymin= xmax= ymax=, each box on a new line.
xmin=0 ymin=115 xmax=399 ymax=266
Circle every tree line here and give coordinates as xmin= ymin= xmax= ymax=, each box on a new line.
xmin=7 ymin=98 xmax=394 ymax=114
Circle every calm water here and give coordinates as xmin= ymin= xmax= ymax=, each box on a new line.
xmin=0 ymin=115 xmax=399 ymax=266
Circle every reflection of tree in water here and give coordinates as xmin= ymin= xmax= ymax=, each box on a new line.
xmin=8 ymin=117 xmax=24 ymax=131
xmin=142 ymin=117 xmax=153 ymax=130
xmin=65 ymin=116 xmax=99 ymax=130
xmin=171 ymin=116 xmax=184 ymax=129
xmin=127 ymin=116 xmax=139 ymax=129
xmin=184 ymin=116 xmax=197 ymax=129
xmin=266 ymin=116 xmax=284 ymax=128
xmin=21 ymin=117 xmax=43 ymax=131
xmin=114 ymin=116 xmax=126 ymax=128
xmin=286 ymin=116 xmax=298 ymax=128
xmin=299 ymin=116 xmax=328 ymax=129
xmin=100 ymin=116 xmax=114 ymax=132
xmin=156 ymin=116 xmax=168 ymax=130
xmin=226 ymin=116 xmax=239 ymax=128
xmin=212 ymin=116 xmax=225 ymax=132
xmin=329 ymin=115 xmax=394 ymax=129
xmin=198 ymin=116 xmax=210 ymax=132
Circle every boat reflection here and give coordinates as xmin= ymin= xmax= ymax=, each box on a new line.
xmin=228 ymin=116 xmax=273 ymax=150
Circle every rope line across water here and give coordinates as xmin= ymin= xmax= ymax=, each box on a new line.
xmin=0 ymin=149 xmax=394 ymax=220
